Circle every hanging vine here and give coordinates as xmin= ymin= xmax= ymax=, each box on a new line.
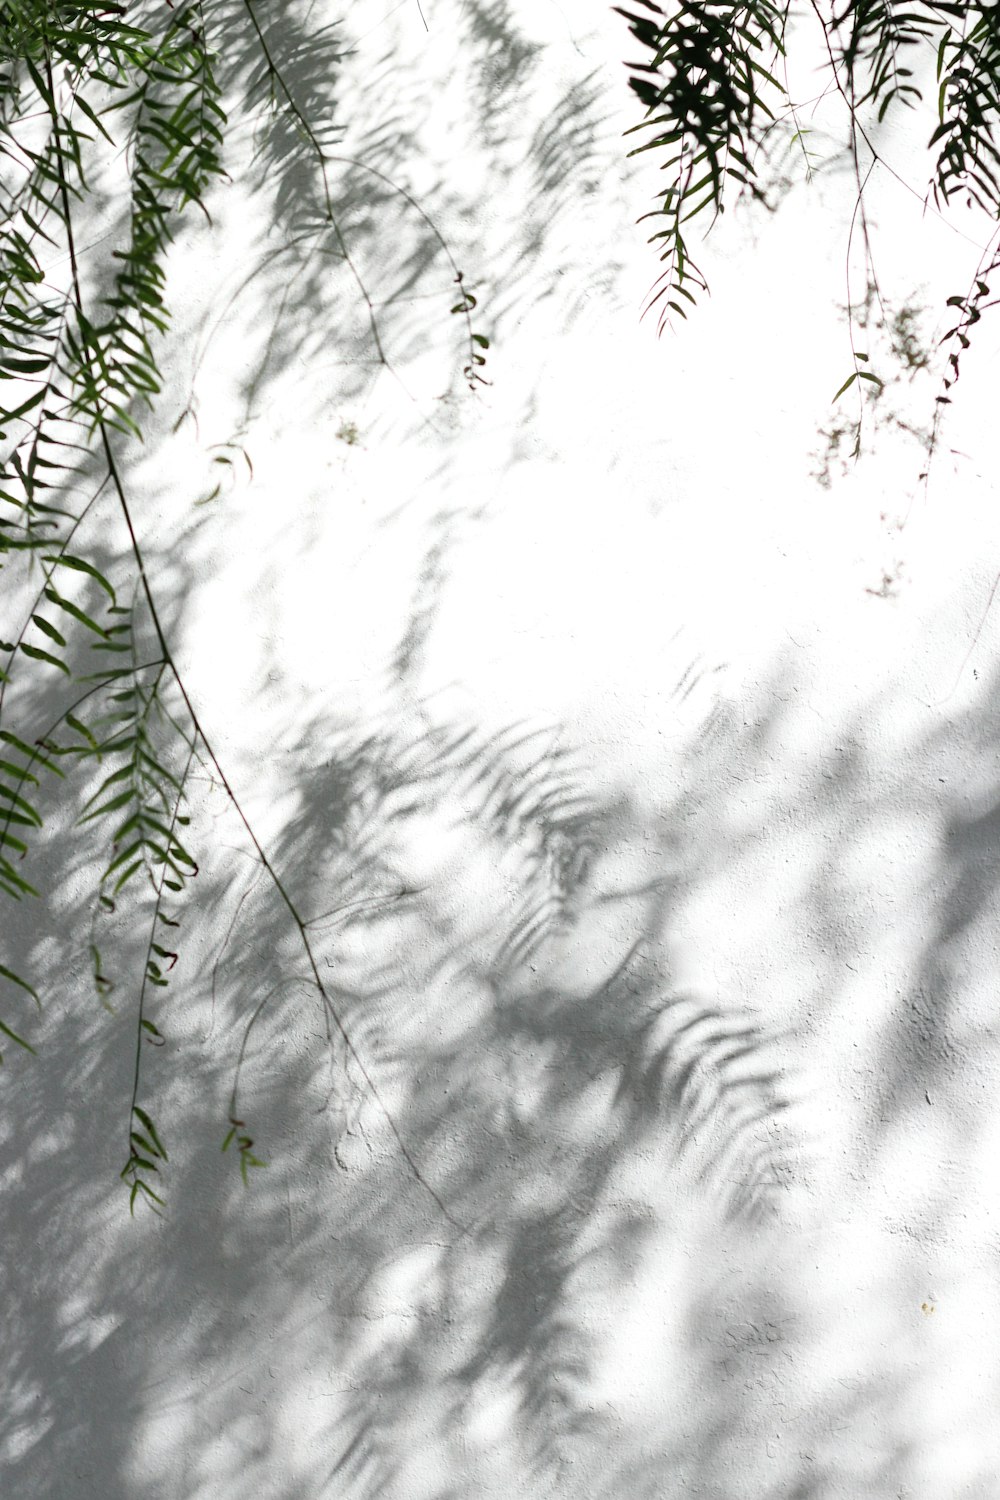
xmin=616 ymin=0 xmax=1000 ymax=462
xmin=0 ymin=0 xmax=483 ymax=1219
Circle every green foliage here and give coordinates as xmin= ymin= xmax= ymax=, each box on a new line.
xmin=617 ymin=0 xmax=787 ymax=324
xmin=0 ymin=0 xmax=484 ymax=1214
xmin=221 ymin=1117 xmax=266 ymax=1186
xmin=0 ymin=5 xmax=215 ymax=1197
xmin=617 ymin=0 xmax=1000 ymax=427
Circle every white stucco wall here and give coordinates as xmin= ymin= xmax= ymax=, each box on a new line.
xmin=4 ymin=2 xmax=1000 ymax=1497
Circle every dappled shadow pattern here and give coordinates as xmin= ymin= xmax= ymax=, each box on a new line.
xmin=7 ymin=632 xmax=1000 ymax=1496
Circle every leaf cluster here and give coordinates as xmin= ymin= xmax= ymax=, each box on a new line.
xmin=616 ymin=0 xmax=787 ymax=325
xmin=618 ymin=0 xmax=1000 ymax=384
xmin=0 ymin=2 xmax=221 ymax=1189
xmin=1 ymin=1 xmax=484 ymax=1218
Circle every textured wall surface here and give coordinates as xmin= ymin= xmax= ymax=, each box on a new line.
xmin=4 ymin=2 xmax=1000 ymax=1497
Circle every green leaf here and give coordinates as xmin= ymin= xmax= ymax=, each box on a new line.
xmin=832 ymin=371 xmax=858 ymax=401
xmin=103 ymin=839 xmax=142 ymax=878
xmin=0 ymin=355 xmax=51 ymax=374
xmin=240 ymin=1151 xmax=266 ymax=1184
xmin=0 ymin=809 xmax=40 ymax=830
xmin=31 ymin=614 xmax=67 ymax=648
xmin=0 ymin=866 xmax=39 ymax=898
xmin=44 ymin=589 xmax=109 ymax=639
xmin=112 ymin=812 xmax=141 ymax=843
xmin=133 ymin=1178 xmax=165 ymax=1208
xmin=0 ymin=388 xmax=45 ymax=425
xmin=65 ymin=713 xmax=99 ymax=751
xmin=133 ymin=1106 xmax=167 ymax=1161
xmin=19 ymin=641 xmax=69 ymax=674
xmin=90 ymin=942 xmax=113 ymax=995
xmin=112 ymin=859 xmax=143 ymax=893
xmin=0 ymin=1018 xmax=36 ymax=1057
xmin=43 ymin=554 xmax=116 ymax=602
xmin=0 ymin=732 xmax=63 ymax=777
xmin=131 ymin=1130 xmax=161 ymax=1160
xmin=79 ymin=788 xmax=135 ymax=823
xmin=75 ymin=94 xmax=117 ymax=146
xmin=0 ymin=964 xmax=39 ymax=1003
xmin=82 ymin=764 xmax=132 ymax=809
xmin=137 ymin=749 xmax=183 ymax=793
xmin=0 ymin=785 xmax=42 ymax=825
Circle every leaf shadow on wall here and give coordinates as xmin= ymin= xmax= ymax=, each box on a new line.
xmin=0 ymin=653 xmax=787 ymax=1499
xmin=169 ymin=0 xmax=628 ymax=451
xmin=7 ymin=623 xmax=1000 ymax=1497
xmin=175 ymin=645 xmax=1000 ymax=1499
xmin=136 ymin=681 xmax=802 ymax=1499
